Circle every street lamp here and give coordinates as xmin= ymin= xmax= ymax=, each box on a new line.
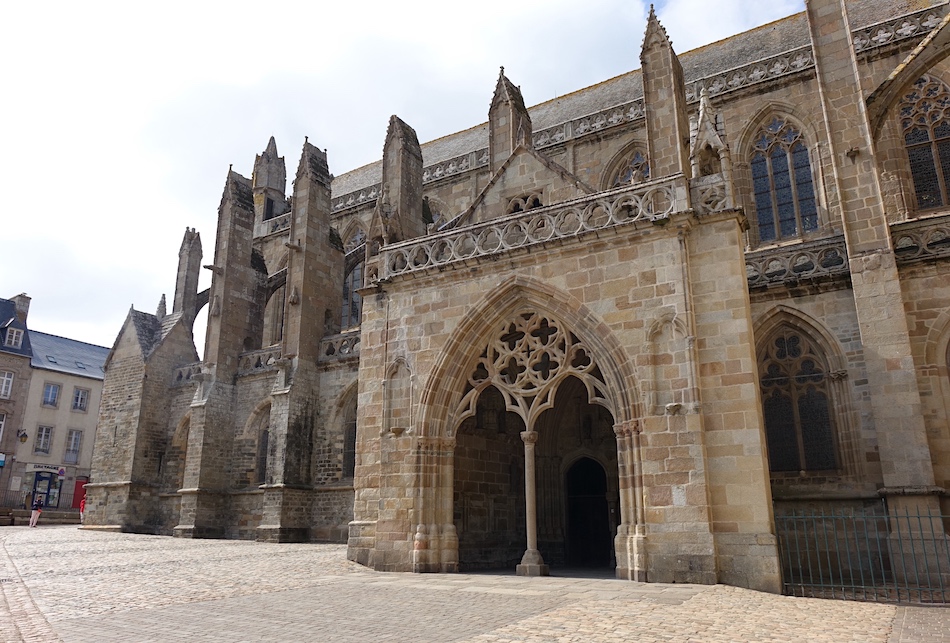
xmin=17 ymin=430 xmax=28 ymax=444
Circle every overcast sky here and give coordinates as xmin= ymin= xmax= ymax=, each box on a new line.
xmin=1 ymin=0 xmax=804 ymax=351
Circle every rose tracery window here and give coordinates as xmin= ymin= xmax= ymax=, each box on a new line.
xmin=759 ymin=328 xmax=837 ymax=473
xmin=750 ymin=118 xmax=818 ymax=243
xmin=900 ymin=75 xmax=950 ymax=211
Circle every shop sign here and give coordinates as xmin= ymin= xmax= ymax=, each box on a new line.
xmin=26 ymin=463 xmax=62 ymax=473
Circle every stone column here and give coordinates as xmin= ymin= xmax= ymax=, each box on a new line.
xmin=614 ymin=420 xmax=647 ymax=581
xmin=516 ymin=430 xmax=548 ymax=576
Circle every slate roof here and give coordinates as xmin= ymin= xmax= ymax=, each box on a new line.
xmin=28 ymin=330 xmax=109 ymax=380
xmin=329 ymin=0 xmax=944 ymax=197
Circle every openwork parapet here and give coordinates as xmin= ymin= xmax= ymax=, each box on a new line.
xmin=172 ymin=362 xmax=202 ymax=387
xmin=893 ymin=214 xmax=950 ymax=264
xmin=852 ymin=5 xmax=946 ymax=54
xmin=238 ymin=346 xmax=282 ymax=376
xmin=378 ymin=177 xmax=687 ymax=280
xmin=745 ymin=235 xmax=850 ymax=288
xmin=319 ymin=331 xmax=361 ymax=362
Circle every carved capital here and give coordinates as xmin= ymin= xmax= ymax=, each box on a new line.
xmin=520 ymin=430 xmax=539 ymax=445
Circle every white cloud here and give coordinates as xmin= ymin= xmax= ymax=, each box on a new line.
xmin=0 ymin=0 xmax=804 ymax=349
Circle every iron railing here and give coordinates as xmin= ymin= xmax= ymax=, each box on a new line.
xmin=0 ymin=488 xmax=81 ymax=511
xmin=775 ymin=504 xmax=950 ymax=604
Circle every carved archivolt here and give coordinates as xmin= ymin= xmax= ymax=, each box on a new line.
xmin=453 ymin=311 xmax=611 ymax=432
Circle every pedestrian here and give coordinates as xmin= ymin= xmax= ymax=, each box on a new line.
xmin=29 ymin=495 xmax=43 ymax=528
xmin=79 ymin=496 xmax=85 ymax=524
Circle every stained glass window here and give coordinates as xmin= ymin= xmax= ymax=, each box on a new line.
xmin=341 ymin=262 xmax=363 ymax=329
xmin=751 ymin=118 xmax=818 ymax=243
xmin=759 ymin=328 xmax=837 ymax=473
xmin=900 ymin=75 xmax=950 ymax=210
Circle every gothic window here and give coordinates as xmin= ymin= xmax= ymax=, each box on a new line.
xmin=341 ymin=262 xmax=363 ymax=329
xmin=342 ymin=394 xmax=357 ymax=479
xmin=759 ymin=327 xmax=837 ymax=473
xmin=255 ymin=408 xmax=270 ymax=485
xmin=750 ymin=118 xmax=818 ymax=243
xmin=609 ymin=150 xmax=650 ymax=187
xmin=345 ymin=227 xmax=366 ymax=252
xmin=900 ymin=75 xmax=950 ymax=210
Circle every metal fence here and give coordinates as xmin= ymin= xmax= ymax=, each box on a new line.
xmin=775 ymin=504 xmax=950 ymax=604
xmin=0 ymin=488 xmax=80 ymax=511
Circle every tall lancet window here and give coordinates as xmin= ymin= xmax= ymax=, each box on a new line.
xmin=751 ymin=118 xmax=818 ymax=243
xmin=759 ymin=327 xmax=837 ymax=473
xmin=341 ymin=262 xmax=363 ymax=330
xmin=900 ymin=75 xmax=950 ymax=210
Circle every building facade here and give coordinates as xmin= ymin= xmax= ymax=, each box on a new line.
xmin=0 ymin=295 xmax=108 ymax=509
xmin=13 ymin=331 xmax=108 ymax=509
xmin=0 ymin=295 xmax=34 ymax=499
xmin=87 ymin=0 xmax=950 ymax=594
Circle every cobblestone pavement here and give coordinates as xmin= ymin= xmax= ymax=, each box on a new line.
xmin=1 ymin=526 xmax=948 ymax=642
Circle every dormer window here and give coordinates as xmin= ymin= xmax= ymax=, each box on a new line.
xmin=3 ymin=328 xmax=23 ymax=349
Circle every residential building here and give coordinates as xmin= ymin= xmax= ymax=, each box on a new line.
xmin=0 ymin=294 xmax=109 ymax=509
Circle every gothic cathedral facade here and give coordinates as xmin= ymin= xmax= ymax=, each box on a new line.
xmin=87 ymin=0 xmax=950 ymax=594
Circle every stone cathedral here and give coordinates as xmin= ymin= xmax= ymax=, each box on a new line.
xmin=87 ymin=0 xmax=950 ymax=594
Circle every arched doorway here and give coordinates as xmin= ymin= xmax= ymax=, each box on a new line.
xmin=455 ymin=385 xmax=527 ymax=571
xmin=565 ymin=457 xmax=612 ymax=568
xmin=447 ymin=310 xmax=625 ymax=575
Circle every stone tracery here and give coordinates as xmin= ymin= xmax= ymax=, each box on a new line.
xmin=454 ymin=312 xmax=611 ymax=432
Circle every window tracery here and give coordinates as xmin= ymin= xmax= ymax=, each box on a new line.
xmin=609 ymin=150 xmax=650 ymax=188
xmin=900 ymin=75 xmax=950 ymax=210
xmin=759 ymin=327 xmax=837 ymax=473
xmin=456 ymin=312 xmax=610 ymax=430
xmin=345 ymin=228 xmax=366 ymax=252
xmin=750 ymin=117 xmax=818 ymax=243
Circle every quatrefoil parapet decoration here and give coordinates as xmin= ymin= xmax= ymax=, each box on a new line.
xmin=455 ymin=312 xmax=611 ymax=430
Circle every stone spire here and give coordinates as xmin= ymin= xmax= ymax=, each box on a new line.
xmin=252 ymin=136 xmax=288 ymax=222
xmin=156 ymin=294 xmax=167 ymax=320
xmin=489 ymin=67 xmax=533 ymax=172
xmin=203 ymin=171 xmax=265 ymax=381
xmin=640 ymin=6 xmax=691 ymax=180
xmin=172 ymin=227 xmax=202 ymax=329
xmin=378 ymin=115 xmax=425 ymax=243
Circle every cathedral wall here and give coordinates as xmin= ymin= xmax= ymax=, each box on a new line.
xmin=357 ymin=209 xmax=777 ymax=585
xmin=231 ymin=372 xmax=279 ymax=489
xmin=313 ymin=360 xmax=358 ymax=485
xmin=91 ymin=332 xmax=146 ymax=485
xmin=749 ymin=287 xmax=884 ymax=493
xmin=900 ymin=259 xmax=950 ymax=509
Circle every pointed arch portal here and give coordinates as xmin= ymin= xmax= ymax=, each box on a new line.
xmin=450 ymin=311 xmax=622 ymax=575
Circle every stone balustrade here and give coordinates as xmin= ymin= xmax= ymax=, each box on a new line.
xmin=377 ymin=177 xmax=687 ymax=280
xmin=893 ymin=213 xmax=950 ymax=264
xmin=745 ymin=235 xmax=849 ymax=288
xmin=319 ymin=331 xmax=361 ymax=362
xmin=171 ymin=362 xmax=202 ymax=387
xmin=237 ymin=346 xmax=282 ymax=375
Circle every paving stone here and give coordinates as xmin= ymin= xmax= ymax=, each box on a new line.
xmin=0 ymin=526 xmax=947 ymax=642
